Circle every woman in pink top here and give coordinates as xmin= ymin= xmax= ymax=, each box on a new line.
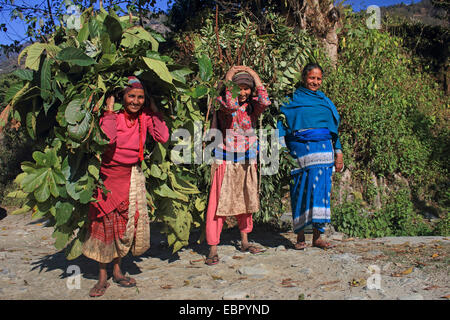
xmin=82 ymin=76 xmax=169 ymax=297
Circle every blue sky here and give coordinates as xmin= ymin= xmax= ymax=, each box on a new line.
xmin=1 ymin=0 xmax=415 ymax=46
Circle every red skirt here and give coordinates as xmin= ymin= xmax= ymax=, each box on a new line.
xmin=83 ymin=162 xmax=141 ymax=263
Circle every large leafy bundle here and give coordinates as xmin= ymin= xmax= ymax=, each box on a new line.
xmin=3 ymin=7 xmax=207 ymax=257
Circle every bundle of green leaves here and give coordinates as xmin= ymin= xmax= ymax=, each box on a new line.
xmin=2 ymin=7 xmax=209 ymax=257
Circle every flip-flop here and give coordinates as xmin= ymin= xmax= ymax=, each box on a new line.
xmin=89 ymin=282 xmax=110 ymax=297
xmin=294 ymin=241 xmax=308 ymax=250
xmin=240 ymin=245 xmax=264 ymax=254
xmin=205 ymin=255 xmax=219 ymax=266
xmin=113 ymin=276 xmax=136 ymax=287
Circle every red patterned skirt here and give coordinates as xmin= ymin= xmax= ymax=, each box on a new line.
xmin=82 ymin=162 xmax=140 ymax=264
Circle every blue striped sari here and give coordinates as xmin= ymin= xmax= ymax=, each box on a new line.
xmin=286 ymin=128 xmax=334 ymax=233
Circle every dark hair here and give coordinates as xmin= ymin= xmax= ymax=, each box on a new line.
xmin=302 ymin=62 xmax=323 ymax=81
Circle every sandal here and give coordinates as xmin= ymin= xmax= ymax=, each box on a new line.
xmin=89 ymin=282 xmax=110 ymax=297
xmin=312 ymin=239 xmax=336 ymax=250
xmin=240 ymin=245 xmax=264 ymax=254
xmin=205 ymin=255 xmax=219 ymax=266
xmin=294 ymin=241 xmax=308 ymax=250
xmin=113 ymin=276 xmax=136 ymax=287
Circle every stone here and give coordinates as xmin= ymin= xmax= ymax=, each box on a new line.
xmin=275 ymin=245 xmax=286 ymax=252
xmin=237 ymin=264 xmax=269 ymax=277
xmin=330 ymin=253 xmax=360 ymax=263
xmin=328 ymin=233 xmax=344 ymax=241
xmin=397 ymin=294 xmax=424 ymax=300
xmin=220 ymin=255 xmax=233 ymax=264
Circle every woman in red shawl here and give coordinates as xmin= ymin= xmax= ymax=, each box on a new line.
xmin=82 ymin=76 xmax=169 ymax=297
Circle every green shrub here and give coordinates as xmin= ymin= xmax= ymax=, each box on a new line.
xmin=332 ymin=188 xmax=433 ymax=238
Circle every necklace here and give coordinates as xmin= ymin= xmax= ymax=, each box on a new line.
xmin=124 ymin=111 xmax=138 ymax=128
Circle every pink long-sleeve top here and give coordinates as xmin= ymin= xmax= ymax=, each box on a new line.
xmin=100 ymin=107 xmax=169 ymax=165
xmin=216 ymin=86 xmax=271 ymax=153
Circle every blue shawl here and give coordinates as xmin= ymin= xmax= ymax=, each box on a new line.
xmin=277 ymin=86 xmax=341 ymax=149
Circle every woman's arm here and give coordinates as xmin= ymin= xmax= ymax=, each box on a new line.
xmin=99 ymin=95 xmax=118 ymax=144
xmin=334 ymin=136 xmax=343 ymax=172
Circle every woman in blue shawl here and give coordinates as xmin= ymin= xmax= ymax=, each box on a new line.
xmin=277 ymin=63 xmax=344 ymax=250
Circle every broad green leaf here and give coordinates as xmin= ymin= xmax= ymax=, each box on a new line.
xmin=13 ymin=69 xmax=33 ymax=81
xmin=65 ymin=99 xmax=85 ymax=124
xmin=34 ymin=178 xmax=50 ymax=202
xmin=67 ymin=111 xmax=92 ymax=141
xmin=150 ymin=164 xmax=163 ymax=179
xmin=104 ymin=15 xmax=123 ymax=43
xmin=79 ymin=189 xmax=93 ymax=204
xmin=55 ymin=201 xmax=74 ymax=226
xmin=154 ymin=183 xmax=188 ymax=202
xmin=88 ymin=164 xmax=99 ymax=179
xmin=168 ymin=171 xmax=199 ymax=194
xmin=197 ymin=54 xmax=212 ymax=82
xmin=121 ymin=26 xmax=158 ymax=50
xmin=18 ymin=43 xmax=45 ymax=71
xmin=56 ymin=47 xmax=96 ymax=66
xmin=53 ymin=169 xmax=66 ymax=185
xmin=32 ymin=151 xmax=49 ymax=167
xmin=40 ymin=58 xmax=52 ymax=101
xmin=88 ymin=19 xmax=101 ymax=38
xmin=171 ymin=68 xmax=193 ymax=84
xmin=10 ymin=202 xmax=32 ymax=215
xmin=26 ymin=110 xmax=37 ymax=140
xmin=53 ymin=229 xmax=70 ymax=250
xmin=4 ymin=83 xmax=24 ymax=104
xmin=6 ymin=190 xmax=28 ymax=199
xmin=47 ymin=171 xmax=59 ymax=198
xmin=189 ymin=85 xmax=208 ymax=98
xmin=21 ymin=161 xmax=37 ymax=173
xmin=32 ymin=207 xmax=49 ymax=220
xmin=77 ymin=21 xmax=90 ymax=43
xmin=66 ymin=237 xmax=83 ymax=260
xmin=195 ymin=198 xmax=206 ymax=212
xmin=66 ymin=181 xmax=80 ymax=200
xmin=142 ymin=57 xmax=173 ymax=84
xmin=21 ymin=167 xmax=47 ymax=193
xmin=13 ymin=172 xmax=28 ymax=184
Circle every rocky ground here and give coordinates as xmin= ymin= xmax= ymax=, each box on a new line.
xmin=0 ymin=208 xmax=449 ymax=301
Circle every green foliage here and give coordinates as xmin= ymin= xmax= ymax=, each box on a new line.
xmin=323 ymin=15 xmax=449 ymax=227
xmin=332 ymin=188 xmax=433 ymax=238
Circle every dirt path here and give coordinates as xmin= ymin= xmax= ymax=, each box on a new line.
xmin=0 ymin=208 xmax=449 ymax=300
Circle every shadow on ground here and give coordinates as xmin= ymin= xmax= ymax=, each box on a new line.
xmin=29 ymin=221 xmax=295 ymax=281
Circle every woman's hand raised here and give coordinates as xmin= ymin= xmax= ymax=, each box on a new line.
xmin=106 ymin=95 xmax=115 ymax=112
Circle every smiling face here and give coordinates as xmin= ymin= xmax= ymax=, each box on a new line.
xmin=123 ymin=88 xmax=145 ymax=114
xmin=238 ymin=84 xmax=252 ymax=103
xmin=304 ymin=68 xmax=323 ymax=91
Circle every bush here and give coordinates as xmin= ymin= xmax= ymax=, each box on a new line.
xmin=332 ymin=188 xmax=433 ymax=238
xmin=323 ymin=15 xmax=449 ymax=236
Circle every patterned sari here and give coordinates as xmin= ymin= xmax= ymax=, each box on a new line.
xmin=285 ymin=128 xmax=334 ymax=233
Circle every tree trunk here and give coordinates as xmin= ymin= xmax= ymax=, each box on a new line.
xmin=283 ymin=0 xmax=340 ymax=67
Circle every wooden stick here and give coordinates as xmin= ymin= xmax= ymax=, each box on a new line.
xmin=215 ymin=5 xmax=225 ymax=67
